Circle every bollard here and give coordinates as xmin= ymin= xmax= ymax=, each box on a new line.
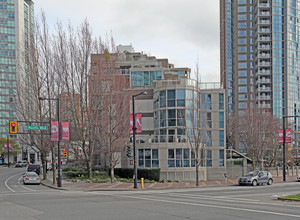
xmin=141 ymin=178 xmax=144 ymax=189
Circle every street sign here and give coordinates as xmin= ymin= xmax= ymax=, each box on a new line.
xmin=27 ymin=126 xmax=48 ymax=130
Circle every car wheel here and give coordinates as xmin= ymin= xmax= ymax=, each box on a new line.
xmin=267 ymin=178 xmax=273 ymax=185
xmin=252 ymin=180 xmax=257 ymax=186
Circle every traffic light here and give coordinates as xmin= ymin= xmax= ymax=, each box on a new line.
xmin=9 ymin=121 xmax=17 ymax=134
xmin=61 ymin=149 xmax=67 ymax=158
xmin=126 ymin=146 xmax=131 ymax=157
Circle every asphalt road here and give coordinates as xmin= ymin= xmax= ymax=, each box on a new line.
xmin=1 ymin=167 xmax=300 ymax=220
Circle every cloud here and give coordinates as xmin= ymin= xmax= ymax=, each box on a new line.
xmin=34 ymin=0 xmax=220 ymax=82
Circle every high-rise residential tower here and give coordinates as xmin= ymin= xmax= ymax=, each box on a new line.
xmin=0 ymin=0 xmax=34 ymax=137
xmin=220 ymin=0 xmax=300 ymax=152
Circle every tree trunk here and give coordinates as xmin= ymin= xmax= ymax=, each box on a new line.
xmin=41 ymin=152 xmax=47 ymax=180
xmin=87 ymin=160 xmax=92 ymax=178
xmin=51 ymin=149 xmax=56 ymax=185
xmin=196 ymin=162 xmax=199 ymax=186
xmin=110 ymin=167 xmax=115 ymax=183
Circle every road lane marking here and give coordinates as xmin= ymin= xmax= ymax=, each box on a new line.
xmin=4 ymin=172 xmax=23 ymax=192
xmin=168 ymin=193 xmax=260 ymax=202
xmin=18 ymin=176 xmax=35 ymax=192
xmin=166 ymin=193 xmax=300 ymax=207
xmin=118 ymin=195 xmax=300 ymax=218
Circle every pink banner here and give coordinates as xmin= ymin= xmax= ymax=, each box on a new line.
xmin=286 ymin=128 xmax=292 ymax=143
xmin=130 ymin=114 xmax=133 ymax=135
xmin=61 ymin=122 xmax=70 ymax=141
xmin=136 ymin=113 xmax=142 ymax=134
xmin=278 ymin=129 xmax=283 ymax=143
xmin=3 ymin=143 xmax=12 ymax=151
xmin=130 ymin=113 xmax=142 ymax=135
xmin=51 ymin=121 xmax=59 ymax=141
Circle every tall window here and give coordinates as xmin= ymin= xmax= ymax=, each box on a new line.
xmin=219 ymin=150 xmax=224 ymax=167
xmin=207 ymin=150 xmax=212 ymax=167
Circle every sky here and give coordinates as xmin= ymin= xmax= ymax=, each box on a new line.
xmin=34 ymin=0 xmax=220 ymax=82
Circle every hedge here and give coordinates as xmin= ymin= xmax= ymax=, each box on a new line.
xmin=113 ymin=168 xmax=160 ymax=181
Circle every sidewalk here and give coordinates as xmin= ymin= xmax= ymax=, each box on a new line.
xmin=41 ymin=171 xmax=299 ymax=191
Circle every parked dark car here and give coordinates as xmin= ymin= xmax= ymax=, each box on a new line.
xmin=238 ymin=171 xmax=273 ymax=186
xmin=27 ymin=164 xmax=41 ymax=175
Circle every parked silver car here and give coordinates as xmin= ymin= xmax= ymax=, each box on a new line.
xmin=238 ymin=171 xmax=273 ymax=186
xmin=23 ymin=172 xmax=41 ymax=185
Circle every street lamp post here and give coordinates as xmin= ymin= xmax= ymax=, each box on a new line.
xmin=282 ymin=115 xmax=300 ymax=182
xmin=132 ymin=91 xmax=147 ymax=189
xmin=39 ymin=97 xmax=62 ymax=187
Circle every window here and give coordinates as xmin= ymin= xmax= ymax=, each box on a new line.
xmin=176 ymin=149 xmax=183 ymax=167
xmin=219 ymin=93 xmax=224 ymax=110
xmin=238 ymin=14 xmax=247 ymax=20
xmin=238 ymin=30 xmax=247 ymax=37
xmin=238 ymin=6 xmax=247 ymax=12
xmin=219 ymin=130 xmax=224 ymax=146
xmin=206 ymin=131 xmax=212 ymax=146
xmin=219 ymin=112 xmax=224 ymax=128
xmin=238 ymin=54 xmax=247 ymax=60
xmin=238 ymin=62 xmax=247 ymax=68
xmin=138 ymin=149 xmax=159 ymax=168
xmin=238 ymin=46 xmax=247 ymax=52
xmin=219 ymin=150 xmax=224 ymax=167
xmin=183 ymin=149 xmax=190 ymax=167
xmin=168 ymin=149 xmax=175 ymax=167
xmin=176 ymin=89 xmax=185 ymax=107
xmin=238 ymin=22 xmax=247 ymax=29
xmin=207 ymin=150 xmax=212 ymax=167
xmin=168 ymin=109 xmax=176 ymax=126
xmin=167 ymin=90 xmax=175 ymax=107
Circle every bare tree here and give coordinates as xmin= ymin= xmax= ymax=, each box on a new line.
xmin=237 ymin=108 xmax=280 ymax=170
xmin=185 ymin=60 xmax=207 ymax=186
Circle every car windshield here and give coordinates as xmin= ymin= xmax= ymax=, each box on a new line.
xmin=245 ymin=171 xmax=259 ymax=177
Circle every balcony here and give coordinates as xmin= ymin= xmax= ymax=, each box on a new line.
xmin=258 ymin=103 xmax=271 ymax=108
xmin=257 ymin=95 xmax=271 ymax=100
xmin=258 ymin=53 xmax=271 ymax=58
xmin=258 ymin=3 xmax=270 ymax=8
xmin=258 ymin=20 xmax=271 ymax=25
xmin=258 ymin=28 xmax=271 ymax=33
xmin=257 ymin=87 xmax=271 ymax=92
xmin=258 ymin=45 xmax=271 ymax=50
xmin=257 ymin=70 xmax=271 ymax=76
xmin=257 ymin=78 xmax=271 ymax=84
xmin=258 ymin=12 xmax=270 ymax=16
xmin=257 ymin=37 xmax=271 ymax=41
xmin=258 ymin=62 xmax=271 ymax=66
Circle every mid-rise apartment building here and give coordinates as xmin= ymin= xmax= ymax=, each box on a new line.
xmin=90 ymin=45 xmax=226 ymax=181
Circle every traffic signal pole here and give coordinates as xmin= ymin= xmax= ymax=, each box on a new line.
xmin=7 ymin=135 xmax=9 ymax=168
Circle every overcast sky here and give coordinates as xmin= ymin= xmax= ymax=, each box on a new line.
xmin=34 ymin=0 xmax=220 ymax=82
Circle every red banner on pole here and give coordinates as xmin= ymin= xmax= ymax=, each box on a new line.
xmin=278 ymin=129 xmax=283 ymax=143
xmin=51 ymin=121 xmax=59 ymax=141
xmin=3 ymin=143 xmax=12 ymax=151
xmin=61 ymin=122 xmax=69 ymax=141
xmin=130 ymin=114 xmax=133 ymax=135
xmin=130 ymin=113 xmax=142 ymax=135
xmin=136 ymin=113 xmax=142 ymax=134
xmin=286 ymin=128 xmax=292 ymax=143
xmin=279 ymin=129 xmax=292 ymax=143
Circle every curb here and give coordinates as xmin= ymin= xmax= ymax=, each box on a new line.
xmin=41 ymin=181 xmax=67 ymax=190
xmin=278 ymin=197 xmax=300 ymax=202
